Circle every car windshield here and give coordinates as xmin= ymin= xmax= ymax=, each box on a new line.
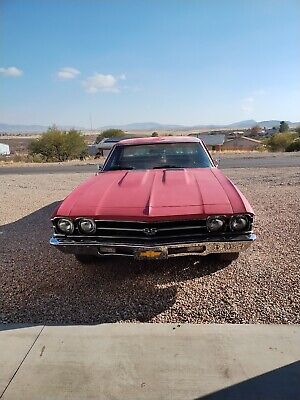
xmin=103 ymin=142 xmax=213 ymax=171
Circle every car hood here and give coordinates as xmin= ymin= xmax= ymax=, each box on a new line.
xmin=55 ymin=168 xmax=253 ymax=220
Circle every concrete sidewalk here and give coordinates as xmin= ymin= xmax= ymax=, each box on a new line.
xmin=0 ymin=324 xmax=299 ymax=400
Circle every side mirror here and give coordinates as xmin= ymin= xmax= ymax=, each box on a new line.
xmin=97 ymin=164 xmax=103 ymax=171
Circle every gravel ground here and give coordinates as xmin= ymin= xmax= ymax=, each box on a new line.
xmin=0 ymin=167 xmax=299 ymax=324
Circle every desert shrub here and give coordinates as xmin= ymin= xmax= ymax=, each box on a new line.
xmin=29 ymin=127 xmax=87 ymax=162
xmin=12 ymin=154 xmax=28 ymax=162
xmin=285 ymin=138 xmax=300 ymax=152
xmin=26 ymin=154 xmax=46 ymax=163
xmin=95 ymin=129 xmax=126 ymax=143
xmin=265 ymin=132 xmax=298 ymax=152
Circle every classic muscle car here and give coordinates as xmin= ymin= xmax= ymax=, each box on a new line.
xmin=50 ymin=136 xmax=255 ymax=263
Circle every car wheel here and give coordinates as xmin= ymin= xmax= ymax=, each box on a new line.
xmin=218 ymin=252 xmax=239 ymax=261
xmin=75 ymin=254 xmax=96 ymax=264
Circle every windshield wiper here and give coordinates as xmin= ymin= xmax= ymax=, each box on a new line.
xmin=107 ymin=165 xmax=135 ymax=171
xmin=153 ymin=165 xmax=183 ymax=169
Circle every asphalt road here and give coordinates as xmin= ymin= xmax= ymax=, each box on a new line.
xmin=0 ymin=152 xmax=299 ymax=174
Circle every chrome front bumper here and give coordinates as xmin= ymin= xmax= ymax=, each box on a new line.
xmin=50 ymin=234 xmax=256 ymax=259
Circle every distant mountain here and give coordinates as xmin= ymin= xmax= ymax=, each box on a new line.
xmin=226 ymin=119 xmax=258 ymax=128
xmin=257 ymin=120 xmax=294 ymax=128
xmin=229 ymin=120 xmax=300 ymax=129
xmin=100 ymin=120 xmax=300 ymax=131
xmin=0 ymin=123 xmax=84 ymax=134
xmin=99 ymin=122 xmax=185 ymax=131
xmin=100 ymin=121 xmax=253 ymax=130
xmin=0 ymin=123 xmax=48 ymax=133
xmin=1 ymin=119 xmax=299 ymax=134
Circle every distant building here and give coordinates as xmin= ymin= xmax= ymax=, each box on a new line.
xmin=0 ymin=143 xmax=10 ymax=155
xmin=191 ymin=134 xmax=226 ymax=151
xmin=223 ymin=136 xmax=263 ymax=151
xmin=263 ymin=127 xmax=279 ymax=137
xmin=232 ymin=131 xmax=245 ymax=136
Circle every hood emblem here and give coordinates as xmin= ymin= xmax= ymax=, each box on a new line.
xmin=143 ymin=227 xmax=158 ymax=236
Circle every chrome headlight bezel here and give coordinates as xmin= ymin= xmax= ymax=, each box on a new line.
xmin=229 ymin=215 xmax=250 ymax=232
xmin=206 ymin=216 xmax=226 ymax=233
xmin=77 ymin=218 xmax=97 ymax=234
xmin=56 ymin=218 xmax=75 ymax=234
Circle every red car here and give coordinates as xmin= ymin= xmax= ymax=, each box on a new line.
xmin=50 ymin=136 xmax=255 ymax=263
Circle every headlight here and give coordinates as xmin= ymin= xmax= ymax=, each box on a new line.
xmin=206 ymin=216 xmax=226 ymax=232
xmin=78 ymin=218 xmax=96 ymax=234
xmin=230 ymin=215 xmax=249 ymax=232
xmin=56 ymin=218 xmax=74 ymax=234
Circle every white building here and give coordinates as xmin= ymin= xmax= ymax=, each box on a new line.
xmin=0 ymin=143 xmax=10 ymax=155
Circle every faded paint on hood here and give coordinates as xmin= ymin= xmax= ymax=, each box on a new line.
xmin=55 ymin=168 xmax=253 ymax=221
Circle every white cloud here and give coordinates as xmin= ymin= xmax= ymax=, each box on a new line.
xmin=0 ymin=66 xmax=23 ymax=77
xmin=57 ymin=67 xmax=80 ymax=80
xmin=82 ymin=73 xmax=123 ymax=93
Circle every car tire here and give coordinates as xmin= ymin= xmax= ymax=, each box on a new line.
xmin=75 ymin=254 xmax=96 ymax=264
xmin=218 ymin=252 xmax=239 ymax=261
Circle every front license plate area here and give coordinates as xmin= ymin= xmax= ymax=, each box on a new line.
xmin=136 ymin=248 xmax=167 ymax=259
xmin=213 ymin=242 xmax=239 ymax=252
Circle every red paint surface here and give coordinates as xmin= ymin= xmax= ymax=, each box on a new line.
xmin=54 ymin=167 xmax=254 ymax=221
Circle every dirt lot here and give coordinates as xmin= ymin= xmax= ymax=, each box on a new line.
xmin=0 ymin=136 xmax=36 ymax=154
xmin=0 ymin=167 xmax=299 ymax=324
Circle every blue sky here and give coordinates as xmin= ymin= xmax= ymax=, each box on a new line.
xmin=1 ymin=0 xmax=299 ymax=127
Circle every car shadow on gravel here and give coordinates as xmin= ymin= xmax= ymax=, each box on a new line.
xmin=0 ymin=202 xmax=231 ymax=324
xmin=197 ymin=361 xmax=300 ymax=400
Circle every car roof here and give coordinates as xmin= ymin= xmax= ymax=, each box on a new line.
xmin=115 ymin=136 xmax=202 ymax=146
xmin=102 ymin=137 xmax=124 ymax=142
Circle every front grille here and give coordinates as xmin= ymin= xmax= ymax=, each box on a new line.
xmin=53 ymin=216 xmax=253 ymax=245
xmin=93 ymin=219 xmax=208 ymax=243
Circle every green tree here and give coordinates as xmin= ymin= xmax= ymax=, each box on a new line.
xmin=279 ymin=121 xmax=289 ymax=133
xmin=250 ymin=125 xmax=260 ymax=137
xmin=95 ymin=129 xmax=125 ymax=143
xmin=265 ymin=131 xmax=297 ymax=152
xmin=29 ymin=127 xmax=87 ymax=162
xmin=63 ymin=129 xmax=88 ymax=159
xmin=151 ymin=131 xmax=159 ymax=137
xmin=286 ymin=138 xmax=300 ymax=152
